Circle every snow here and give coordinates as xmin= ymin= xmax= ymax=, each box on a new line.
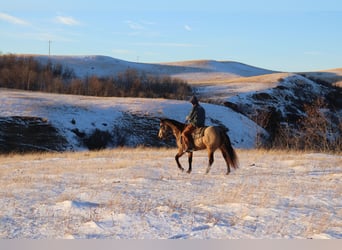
xmin=0 ymin=89 xmax=266 ymax=149
xmin=32 ymin=55 xmax=274 ymax=83
xmin=226 ymin=74 xmax=331 ymax=119
xmin=35 ymin=55 xmax=140 ymax=79
xmin=0 ymin=148 xmax=341 ymax=239
xmin=1 ymin=55 xmax=341 ymax=239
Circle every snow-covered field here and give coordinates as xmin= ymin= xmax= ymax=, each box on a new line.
xmin=0 ymin=148 xmax=341 ymax=239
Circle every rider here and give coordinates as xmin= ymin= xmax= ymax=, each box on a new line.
xmin=182 ymin=95 xmax=206 ymax=152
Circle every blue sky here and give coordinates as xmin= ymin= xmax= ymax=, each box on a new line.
xmin=1 ymin=0 xmax=342 ymax=71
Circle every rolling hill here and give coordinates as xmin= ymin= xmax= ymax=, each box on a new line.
xmin=33 ymin=55 xmax=275 ymax=82
xmin=1 ymin=54 xmax=341 ymax=153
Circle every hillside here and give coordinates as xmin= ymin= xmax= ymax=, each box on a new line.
xmin=224 ymin=74 xmax=342 ymax=150
xmin=1 ymin=54 xmax=341 ymax=153
xmin=33 ymin=55 xmax=275 ymax=83
xmin=0 ymin=89 xmax=266 ymax=152
xmin=158 ymin=59 xmax=276 ymax=84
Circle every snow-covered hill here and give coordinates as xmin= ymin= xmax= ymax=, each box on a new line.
xmin=225 ymin=74 xmax=342 ymax=148
xmin=33 ymin=55 xmax=275 ymax=83
xmin=0 ymin=89 xmax=267 ymax=152
xmin=1 ymin=55 xmax=341 ymax=153
xmin=2 ymin=54 xmax=274 ymax=153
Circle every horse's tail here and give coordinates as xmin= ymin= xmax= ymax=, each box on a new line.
xmin=220 ymin=129 xmax=239 ymax=169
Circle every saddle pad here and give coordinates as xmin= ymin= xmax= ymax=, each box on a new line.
xmin=192 ymin=126 xmax=207 ymax=140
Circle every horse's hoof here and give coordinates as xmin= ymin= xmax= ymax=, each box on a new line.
xmin=226 ymin=172 xmax=230 ymax=175
xmin=186 ymin=170 xmax=191 ymax=174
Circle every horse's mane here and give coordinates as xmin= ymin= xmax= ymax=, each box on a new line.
xmin=160 ymin=118 xmax=185 ymax=131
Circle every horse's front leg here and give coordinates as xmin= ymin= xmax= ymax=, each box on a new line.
xmin=187 ymin=152 xmax=193 ymax=174
xmin=175 ymin=150 xmax=185 ymax=172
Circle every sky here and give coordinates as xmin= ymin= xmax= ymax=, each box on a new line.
xmin=1 ymin=0 xmax=342 ymax=72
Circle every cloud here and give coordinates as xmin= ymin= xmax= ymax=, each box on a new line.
xmin=123 ymin=20 xmax=160 ymax=38
xmin=184 ymin=25 xmax=192 ymax=31
xmin=125 ymin=20 xmax=156 ymax=30
xmin=125 ymin=20 xmax=145 ymax=30
xmin=0 ymin=12 xmax=30 ymax=26
xmin=55 ymin=15 xmax=81 ymax=26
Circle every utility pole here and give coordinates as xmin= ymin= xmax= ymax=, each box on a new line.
xmin=48 ymin=40 xmax=52 ymax=56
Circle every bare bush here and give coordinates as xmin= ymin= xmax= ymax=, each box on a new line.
xmin=260 ymin=98 xmax=342 ymax=152
xmin=299 ymin=98 xmax=341 ymax=151
xmin=0 ymin=54 xmax=192 ymax=100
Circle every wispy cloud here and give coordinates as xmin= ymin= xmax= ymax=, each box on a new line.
xmin=125 ymin=20 xmax=156 ymax=30
xmin=184 ymin=25 xmax=192 ymax=31
xmin=55 ymin=15 xmax=81 ymax=26
xmin=0 ymin=12 xmax=30 ymax=26
xmin=125 ymin=20 xmax=145 ymax=30
xmin=123 ymin=20 xmax=160 ymax=37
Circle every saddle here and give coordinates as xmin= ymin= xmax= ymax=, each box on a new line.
xmin=191 ymin=126 xmax=207 ymax=140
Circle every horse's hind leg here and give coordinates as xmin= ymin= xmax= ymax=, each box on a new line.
xmin=206 ymin=151 xmax=214 ymax=174
xmin=187 ymin=152 xmax=193 ymax=174
xmin=220 ymin=146 xmax=231 ymax=175
xmin=175 ymin=150 xmax=185 ymax=172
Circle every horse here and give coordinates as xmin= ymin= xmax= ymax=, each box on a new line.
xmin=158 ymin=118 xmax=239 ymax=175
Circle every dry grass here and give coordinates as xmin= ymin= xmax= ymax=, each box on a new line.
xmin=188 ymin=72 xmax=291 ymax=85
xmin=334 ymin=80 xmax=342 ymax=88
xmin=225 ymin=72 xmax=291 ymax=84
xmin=0 ymin=147 xmax=341 ymax=238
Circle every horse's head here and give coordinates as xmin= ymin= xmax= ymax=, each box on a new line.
xmin=158 ymin=118 xmax=184 ymax=140
xmin=158 ymin=119 xmax=169 ymax=140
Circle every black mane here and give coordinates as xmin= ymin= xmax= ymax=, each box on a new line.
xmin=160 ymin=118 xmax=186 ymax=131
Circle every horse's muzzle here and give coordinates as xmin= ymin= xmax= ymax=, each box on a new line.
xmin=158 ymin=129 xmax=166 ymax=140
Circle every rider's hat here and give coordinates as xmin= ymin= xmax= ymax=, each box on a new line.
xmin=190 ymin=95 xmax=198 ymax=105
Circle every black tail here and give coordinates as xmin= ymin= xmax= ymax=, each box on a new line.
xmin=221 ymin=130 xmax=239 ymax=169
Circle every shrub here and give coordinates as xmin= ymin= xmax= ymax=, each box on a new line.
xmin=0 ymin=55 xmax=192 ymax=100
xmin=299 ymin=98 xmax=341 ymax=151
xmin=260 ymin=98 xmax=342 ymax=152
xmin=84 ymin=129 xmax=112 ymax=150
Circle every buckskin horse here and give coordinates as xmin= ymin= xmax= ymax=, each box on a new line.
xmin=158 ymin=118 xmax=238 ymax=174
